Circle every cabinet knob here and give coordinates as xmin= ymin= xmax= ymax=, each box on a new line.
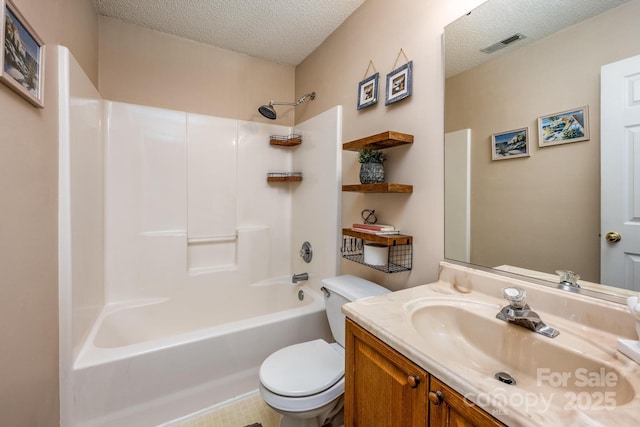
xmin=407 ymin=375 xmax=420 ymax=388
xmin=429 ymin=391 xmax=444 ymax=406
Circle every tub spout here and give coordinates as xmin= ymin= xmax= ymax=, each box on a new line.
xmin=292 ymin=272 xmax=309 ymax=283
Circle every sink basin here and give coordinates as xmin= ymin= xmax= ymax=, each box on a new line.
xmin=409 ymin=302 xmax=635 ymax=407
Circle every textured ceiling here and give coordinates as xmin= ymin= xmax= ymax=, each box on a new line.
xmin=94 ymin=0 xmax=367 ymax=66
xmin=445 ymin=0 xmax=631 ymax=78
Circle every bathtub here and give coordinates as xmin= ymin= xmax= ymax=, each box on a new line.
xmin=71 ymin=280 xmax=332 ymax=427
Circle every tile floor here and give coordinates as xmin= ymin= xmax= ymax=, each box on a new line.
xmin=165 ymin=391 xmax=281 ymax=427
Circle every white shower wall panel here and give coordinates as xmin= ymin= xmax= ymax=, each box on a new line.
xmin=291 ymin=107 xmax=343 ymax=292
xmin=105 ymin=102 xmax=188 ymax=301
xmin=186 ymin=114 xmax=238 ymax=239
xmin=236 ymin=121 xmax=294 ymax=279
xmin=104 ymin=101 xmax=296 ymax=301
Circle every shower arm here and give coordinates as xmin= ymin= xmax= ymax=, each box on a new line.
xmin=268 ymin=92 xmax=316 ymax=107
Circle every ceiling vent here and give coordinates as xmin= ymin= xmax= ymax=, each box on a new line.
xmin=480 ymin=33 xmax=527 ymax=54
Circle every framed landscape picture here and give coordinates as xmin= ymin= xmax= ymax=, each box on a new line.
xmin=491 ymin=127 xmax=529 ymax=160
xmin=538 ymin=106 xmax=589 ymax=147
xmin=0 ymin=0 xmax=45 ymax=107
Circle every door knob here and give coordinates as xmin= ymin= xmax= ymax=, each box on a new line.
xmin=605 ymin=232 xmax=622 ymax=243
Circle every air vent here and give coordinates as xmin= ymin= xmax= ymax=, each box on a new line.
xmin=480 ymin=33 xmax=526 ymax=54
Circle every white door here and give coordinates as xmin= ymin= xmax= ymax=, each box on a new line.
xmin=445 ymin=129 xmax=471 ymax=263
xmin=601 ymin=55 xmax=640 ymax=290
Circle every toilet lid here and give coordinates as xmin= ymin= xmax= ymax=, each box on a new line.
xmin=259 ymin=339 xmax=344 ymax=397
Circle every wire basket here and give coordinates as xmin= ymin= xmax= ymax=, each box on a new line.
xmin=341 ymin=235 xmax=412 ymax=273
xmin=269 ymin=134 xmax=302 ymax=146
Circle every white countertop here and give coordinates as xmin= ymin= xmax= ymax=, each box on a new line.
xmin=342 ymin=262 xmax=640 ymax=426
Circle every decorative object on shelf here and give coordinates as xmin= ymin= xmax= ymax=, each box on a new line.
xmin=385 ymin=49 xmax=412 ymax=106
xmin=360 ymin=208 xmax=377 ymax=224
xmin=352 ymin=223 xmax=399 ymax=236
xmin=358 ymin=148 xmax=386 ymax=184
xmin=258 ymin=92 xmax=315 ymax=120
xmin=357 ymin=60 xmax=379 ymax=110
xmin=266 ymin=172 xmax=302 ymax=183
xmin=269 ymin=134 xmax=302 ymax=146
xmin=0 ymin=0 xmax=45 ymax=108
xmin=538 ymin=106 xmax=589 ymax=147
xmin=491 ymin=127 xmax=530 ymax=160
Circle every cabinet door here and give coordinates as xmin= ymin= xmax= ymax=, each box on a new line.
xmin=345 ymin=319 xmax=428 ymax=427
xmin=429 ymin=377 xmax=504 ymax=427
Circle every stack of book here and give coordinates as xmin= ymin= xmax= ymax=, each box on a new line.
xmin=351 ymin=223 xmax=400 ymax=235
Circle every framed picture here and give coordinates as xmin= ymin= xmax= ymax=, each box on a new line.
xmin=538 ymin=106 xmax=589 ymax=147
xmin=357 ymin=72 xmax=378 ymax=110
xmin=385 ymin=60 xmax=412 ymax=105
xmin=491 ymin=127 xmax=529 ymax=160
xmin=0 ymin=0 xmax=45 ymax=108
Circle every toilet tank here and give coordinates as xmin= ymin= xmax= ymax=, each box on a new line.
xmin=321 ymin=275 xmax=390 ymax=347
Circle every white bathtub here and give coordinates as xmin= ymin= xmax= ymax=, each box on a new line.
xmin=71 ymin=280 xmax=332 ymax=427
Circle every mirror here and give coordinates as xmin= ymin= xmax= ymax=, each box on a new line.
xmin=444 ymin=0 xmax=640 ymax=299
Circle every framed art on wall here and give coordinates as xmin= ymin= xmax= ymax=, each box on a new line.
xmin=0 ymin=0 xmax=45 ymax=108
xmin=385 ymin=60 xmax=412 ymax=105
xmin=491 ymin=127 xmax=529 ymax=160
xmin=538 ymin=106 xmax=589 ymax=147
xmin=357 ymin=72 xmax=378 ymax=110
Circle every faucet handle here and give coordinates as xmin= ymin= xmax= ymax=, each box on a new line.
xmin=503 ymin=287 xmax=527 ymax=309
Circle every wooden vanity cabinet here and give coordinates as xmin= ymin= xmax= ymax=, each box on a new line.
xmin=345 ymin=318 xmax=504 ymax=427
xmin=345 ymin=319 xmax=428 ymax=426
xmin=429 ymin=377 xmax=504 ymax=427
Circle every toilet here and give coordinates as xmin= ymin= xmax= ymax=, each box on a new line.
xmin=259 ymin=275 xmax=390 ymax=427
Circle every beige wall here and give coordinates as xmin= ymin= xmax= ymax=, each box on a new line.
xmin=98 ymin=17 xmax=296 ymax=125
xmin=296 ymin=0 xmax=485 ymax=290
xmin=0 ymin=0 xmax=98 ymax=425
xmin=445 ymin=1 xmax=640 ymax=282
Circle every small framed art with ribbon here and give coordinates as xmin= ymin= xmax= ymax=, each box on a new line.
xmin=357 ymin=60 xmax=379 ymax=110
xmin=385 ymin=49 xmax=412 ymax=106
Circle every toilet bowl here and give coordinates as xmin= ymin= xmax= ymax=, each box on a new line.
xmin=258 ymin=275 xmax=390 ymax=427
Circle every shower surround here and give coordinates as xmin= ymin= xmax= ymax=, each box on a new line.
xmin=57 ymin=47 xmax=342 ymax=426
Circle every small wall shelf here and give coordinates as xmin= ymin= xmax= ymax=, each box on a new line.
xmin=341 ymin=228 xmax=413 ymax=273
xmin=270 ymin=134 xmax=302 ymax=146
xmin=342 ymin=131 xmax=414 ymax=193
xmin=342 ymin=131 xmax=413 ymax=151
xmin=342 ymin=183 xmax=413 ymax=193
xmin=267 ymin=172 xmax=302 ymax=183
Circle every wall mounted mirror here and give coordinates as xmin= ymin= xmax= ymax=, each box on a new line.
xmin=444 ymin=0 xmax=640 ymax=300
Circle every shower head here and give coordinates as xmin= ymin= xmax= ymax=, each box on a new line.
xmin=258 ymin=92 xmax=316 ymax=120
xmin=258 ymin=104 xmax=277 ymax=120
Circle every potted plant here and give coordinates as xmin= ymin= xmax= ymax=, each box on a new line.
xmin=358 ymin=149 xmax=387 ymax=184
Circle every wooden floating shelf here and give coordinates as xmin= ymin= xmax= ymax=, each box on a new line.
xmin=267 ymin=176 xmax=303 ymax=183
xmin=342 ymin=183 xmax=413 ymax=193
xmin=267 ymin=172 xmax=302 ymax=183
xmin=270 ymin=134 xmax=302 ymax=146
xmin=343 ymin=131 xmax=413 ymax=151
xmin=342 ymin=228 xmax=413 ymax=246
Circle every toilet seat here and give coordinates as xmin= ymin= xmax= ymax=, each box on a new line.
xmin=259 ymin=340 xmax=345 ymax=412
xmin=260 ymin=339 xmax=344 ymax=397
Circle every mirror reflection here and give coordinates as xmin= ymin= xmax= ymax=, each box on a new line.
xmin=444 ymin=0 xmax=640 ymax=297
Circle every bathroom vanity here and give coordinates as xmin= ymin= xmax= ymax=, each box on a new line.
xmin=345 ymin=318 xmax=502 ymax=426
xmin=343 ymin=262 xmax=640 ymax=426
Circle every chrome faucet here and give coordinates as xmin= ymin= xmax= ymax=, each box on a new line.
xmin=292 ymin=272 xmax=309 ymax=283
xmin=496 ymin=287 xmax=559 ymax=338
xmin=556 ymin=270 xmax=580 ymax=292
